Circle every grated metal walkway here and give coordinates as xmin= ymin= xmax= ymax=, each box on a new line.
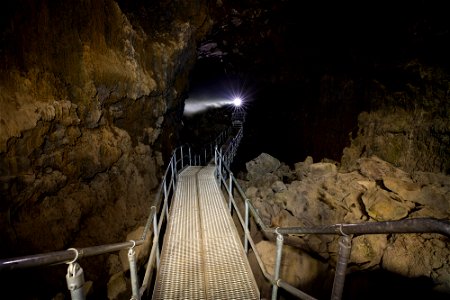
xmin=152 ymin=166 xmax=260 ymax=299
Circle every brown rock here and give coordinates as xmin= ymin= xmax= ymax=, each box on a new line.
xmin=362 ymin=188 xmax=411 ymax=221
xmin=255 ymin=240 xmax=328 ymax=292
xmin=119 ymin=226 xmax=152 ymax=272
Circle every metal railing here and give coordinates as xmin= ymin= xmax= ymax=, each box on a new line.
xmin=0 ymin=147 xmax=181 ymax=300
xmin=187 ymin=127 xmax=233 ymax=166
xmin=0 ymin=127 xmax=233 ymax=300
xmin=4 ymin=111 xmax=447 ymax=300
xmin=214 ymin=146 xmax=450 ymax=300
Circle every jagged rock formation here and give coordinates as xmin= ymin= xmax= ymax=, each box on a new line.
xmin=1 ymin=0 xmax=449 ymax=299
xmin=341 ymin=62 xmax=450 ymax=174
xmin=240 ymin=153 xmax=450 ymax=298
xmin=0 ymin=0 xmax=213 ymax=298
xmin=193 ymin=2 xmax=450 ymax=174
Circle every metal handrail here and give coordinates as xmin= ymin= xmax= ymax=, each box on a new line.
xmin=214 ymin=146 xmax=450 ymax=300
xmin=0 ymin=126 xmax=234 ymax=299
xmin=5 ymin=113 xmax=447 ymax=300
xmin=0 ymin=144 xmax=184 ymax=299
xmin=0 ymin=236 xmax=146 ymax=271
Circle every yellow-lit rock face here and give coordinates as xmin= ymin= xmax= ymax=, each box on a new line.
xmin=244 ymin=153 xmax=450 ymax=296
xmin=362 ymin=187 xmax=411 ymax=221
xmin=0 ymin=0 xmax=212 ymax=266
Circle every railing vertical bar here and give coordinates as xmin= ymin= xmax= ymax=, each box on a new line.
xmin=271 ymin=234 xmax=284 ymax=300
xmin=218 ymin=148 xmax=222 ymax=182
xmin=214 ymin=146 xmax=217 ymax=166
xmin=140 ymin=232 xmax=160 ymax=296
xmin=66 ymin=262 xmax=86 ymax=300
xmin=181 ymin=146 xmax=184 ymax=169
xmin=172 ymin=156 xmax=177 ymax=191
xmin=173 ymin=150 xmax=177 ymax=172
xmin=244 ymin=198 xmax=249 ymax=253
xmin=163 ymin=179 xmax=169 ymax=220
xmin=331 ymin=235 xmax=352 ymax=300
xmin=128 ymin=246 xmax=140 ymax=300
xmin=228 ymin=173 xmax=233 ymax=213
xmin=189 ymin=147 xmax=192 ymax=166
xmin=152 ymin=213 xmax=160 ymax=268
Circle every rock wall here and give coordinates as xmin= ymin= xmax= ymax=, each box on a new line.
xmin=0 ymin=0 xmax=212 ymax=296
xmin=241 ymin=153 xmax=450 ymax=298
xmin=341 ymin=61 xmax=450 ymax=174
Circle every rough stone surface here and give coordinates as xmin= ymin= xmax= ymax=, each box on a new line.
xmin=0 ymin=0 xmax=213 ymax=298
xmin=246 ymin=152 xmax=281 ymax=180
xmin=1 ymin=1 xmax=450 ymax=299
xmin=342 ymin=106 xmax=450 ymax=175
xmin=255 ymin=240 xmax=329 ymax=297
xmin=243 ymin=153 xmax=450 ymax=295
xmin=107 ymin=272 xmax=128 ymax=300
xmin=119 ymin=226 xmax=152 ymax=272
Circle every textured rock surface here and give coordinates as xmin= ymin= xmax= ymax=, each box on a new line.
xmin=242 ymin=153 xmax=450 ymax=295
xmin=0 ymin=0 xmax=213 ymax=298
xmin=253 ymin=240 xmax=330 ymax=298
xmin=341 ymin=64 xmax=450 ymax=174
xmin=1 ymin=1 xmax=449 ymax=298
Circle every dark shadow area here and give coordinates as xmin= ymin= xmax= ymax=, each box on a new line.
xmin=343 ymin=269 xmax=449 ymax=300
xmin=0 ymin=266 xmax=67 ymax=299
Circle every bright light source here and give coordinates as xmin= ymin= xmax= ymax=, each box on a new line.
xmin=233 ymin=97 xmax=242 ymax=107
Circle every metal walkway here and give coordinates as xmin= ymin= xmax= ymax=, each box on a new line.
xmin=152 ymin=166 xmax=260 ymax=299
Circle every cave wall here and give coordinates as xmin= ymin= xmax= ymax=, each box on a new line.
xmin=191 ymin=1 xmax=450 ymax=175
xmin=0 ymin=0 xmax=212 ymax=259
xmin=341 ymin=61 xmax=450 ymax=174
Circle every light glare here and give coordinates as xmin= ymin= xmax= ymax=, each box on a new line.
xmin=233 ymin=97 xmax=242 ymax=107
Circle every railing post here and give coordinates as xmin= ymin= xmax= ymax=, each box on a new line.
xmin=331 ymin=235 xmax=352 ymax=300
xmin=204 ymin=148 xmax=207 ymax=165
xmin=228 ymin=173 xmax=233 ymax=212
xmin=128 ymin=241 xmax=140 ymax=300
xmin=244 ymin=198 xmax=249 ymax=253
xmin=173 ymin=150 xmax=177 ymax=173
xmin=153 ymin=210 xmax=160 ymax=268
xmin=214 ymin=146 xmax=217 ymax=166
xmin=189 ymin=147 xmax=192 ymax=166
xmin=171 ymin=156 xmax=176 ymax=191
xmin=66 ymin=251 xmax=86 ymax=300
xmin=163 ymin=179 xmax=169 ymax=220
xmin=272 ymin=233 xmax=284 ymax=300
xmin=181 ymin=146 xmax=184 ymax=169
xmin=218 ymin=148 xmax=222 ymax=182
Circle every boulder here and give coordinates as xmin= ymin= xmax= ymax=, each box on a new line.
xmin=107 ymin=272 xmax=128 ymax=300
xmin=255 ymin=240 xmax=328 ymax=292
xmin=246 ymin=153 xmax=281 ymax=181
